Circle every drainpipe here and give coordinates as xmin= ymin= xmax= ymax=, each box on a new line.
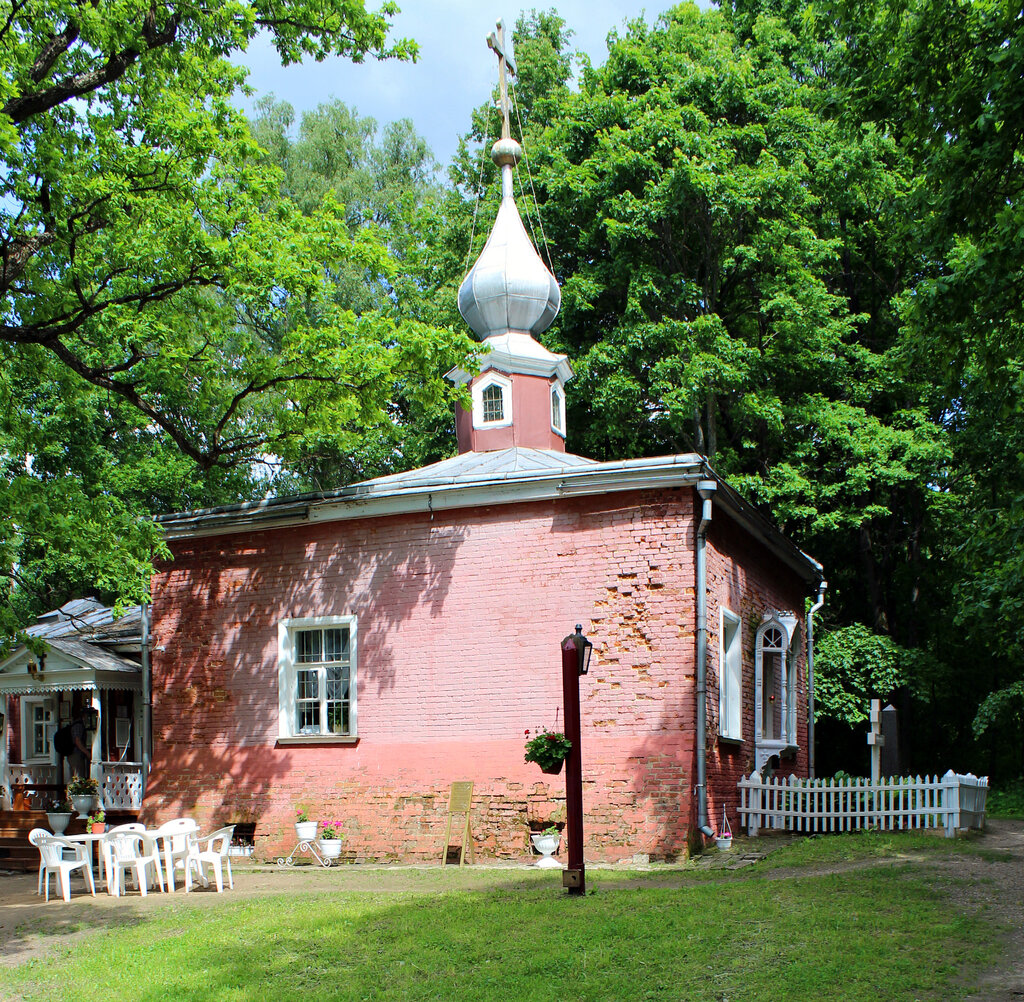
xmin=694 ymin=478 xmax=717 ymax=839
xmin=141 ymin=602 xmax=151 ymax=802
xmin=806 ymin=580 xmax=827 ymax=779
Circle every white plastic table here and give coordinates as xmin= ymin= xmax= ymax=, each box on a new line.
xmin=63 ymin=832 xmax=111 ymax=891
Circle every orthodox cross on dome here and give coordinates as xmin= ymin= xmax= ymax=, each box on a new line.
xmin=487 ymin=18 xmax=517 ymax=141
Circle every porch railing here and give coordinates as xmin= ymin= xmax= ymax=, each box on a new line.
xmin=3 ymin=763 xmax=60 ymax=809
xmin=3 ymin=761 xmax=144 ymax=811
xmin=99 ymin=760 xmax=144 ymax=810
xmin=737 ymin=769 xmax=988 ymax=838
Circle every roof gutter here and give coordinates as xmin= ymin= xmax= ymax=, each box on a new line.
xmin=806 ymin=579 xmax=827 ymax=778
xmin=694 ymin=477 xmax=718 ymax=841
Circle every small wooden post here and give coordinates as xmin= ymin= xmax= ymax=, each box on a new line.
xmin=440 ymin=781 xmax=475 ymax=866
xmin=561 ymin=632 xmax=585 ymax=895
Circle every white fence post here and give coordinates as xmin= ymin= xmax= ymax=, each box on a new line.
xmin=740 ymin=771 xmax=761 ymax=836
xmin=942 ymin=769 xmax=959 ymax=837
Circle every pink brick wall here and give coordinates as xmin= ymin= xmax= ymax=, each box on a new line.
xmin=147 ymin=487 xmax=810 ymax=861
xmin=704 ymin=513 xmax=810 ymax=837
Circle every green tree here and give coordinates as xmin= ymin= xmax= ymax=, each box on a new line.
xmin=816 ymin=0 xmax=1024 ymax=774
xmin=246 ymin=96 xmax=475 ymax=488
xmin=0 ymin=1 xmax=470 ymax=637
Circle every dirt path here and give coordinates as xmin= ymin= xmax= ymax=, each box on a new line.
xmin=2 ymin=820 xmax=1022 ymax=997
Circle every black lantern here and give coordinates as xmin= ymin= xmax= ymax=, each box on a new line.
xmin=83 ymin=705 xmax=99 ymax=732
xmin=572 ymin=624 xmax=593 ymax=676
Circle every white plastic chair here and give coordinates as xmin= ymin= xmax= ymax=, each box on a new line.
xmin=104 ymin=830 xmax=165 ymax=897
xmin=193 ymin=826 xmax=236 ymax=892
xmin=154 ymin=818 xmax=201 ymax=892
xmin=34 ymin=834 xmax=96 ymax=902
xmin=101 ymin=823 xmax=146 ymax=891
xmin=28 ymin=828 xmax=49 ymax=895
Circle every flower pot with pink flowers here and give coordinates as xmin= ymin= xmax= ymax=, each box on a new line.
xmin=317 ymin=820 xmax=344 ymax=859
xmin=294 ymin=807 xmax=318 ymax=842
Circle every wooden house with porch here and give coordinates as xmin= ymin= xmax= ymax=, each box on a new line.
xmin=0 ymin=598 xmax=146 ymax=868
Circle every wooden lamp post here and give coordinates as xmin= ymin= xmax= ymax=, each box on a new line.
xmin=560 ymin=624 xmax=592 ymax=896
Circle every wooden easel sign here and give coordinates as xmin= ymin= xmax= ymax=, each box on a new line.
xmin=441 ymin=781 xmax=475 ymax=866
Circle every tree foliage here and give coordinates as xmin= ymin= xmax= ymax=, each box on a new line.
xmin=0 ymin=0 xmax=468 ymax=634
xmin=517 ymin=0 xmax=1022 ymax=775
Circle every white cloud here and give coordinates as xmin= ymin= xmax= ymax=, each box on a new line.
xmin=235 ymin=2 xmax=699 ymax=163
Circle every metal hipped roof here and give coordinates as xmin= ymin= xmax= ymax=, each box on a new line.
xmin=153 ymin=447 xmax=823 ymax=586
xmin=25 ymin=599 xmax=142 ymax=645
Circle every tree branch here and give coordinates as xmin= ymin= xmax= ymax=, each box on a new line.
xmin=29 ymin=20 xmax=81 ymax=83
xmin=2 ymin=11 xmax=180 ymax=124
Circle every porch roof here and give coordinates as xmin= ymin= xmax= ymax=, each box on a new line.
xmin=0 ymin=639 xmax=141 ymax=696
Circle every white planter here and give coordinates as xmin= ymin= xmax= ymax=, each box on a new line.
xmin=70 ymin=794 xmax=96 ymax=819
xmin=318 ymin=838 xmax=343 ymax=859
xmin=715 ymin=836 xmax=733 ymax=851
xmin=46 ymin=812 xmax=73 ymax=835
xmin=295 ymin=821 xmax=318 ymax=842
xmin=530 ymin=832 xmax=562 ymax=869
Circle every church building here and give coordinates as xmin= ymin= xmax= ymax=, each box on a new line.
xmin=141 ymin=32 xmax=824 ymax=862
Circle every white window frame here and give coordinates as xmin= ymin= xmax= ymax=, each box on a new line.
xmin=550 ymin=381 xmax=566 ymax=437
xmin=471 ymin=372 xmax=513 ymax=429
xmin=754 ymin=612 xmax=799 ymax=751
xmin=278 ymin=616 xmax=358 ymax=743
xmin=718 ymin=608 xmax=742 ymax=740
xmin=22 ymin=696 xmax=56 ymax=763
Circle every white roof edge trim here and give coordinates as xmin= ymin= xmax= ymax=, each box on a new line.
xmin=446 ymin=354 xmax=573 ymax=385
xmin=161 ymin=460 xmax=705 ymax=539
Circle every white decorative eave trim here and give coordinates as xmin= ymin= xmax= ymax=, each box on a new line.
xmin=0 ymin=668 xmax=142 ymax=696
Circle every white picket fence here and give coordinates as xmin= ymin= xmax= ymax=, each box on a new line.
xmin=737 ymin=770 xmax=988 ymax=838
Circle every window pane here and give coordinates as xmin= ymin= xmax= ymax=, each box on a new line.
xmin=762 ymin=652 xmax=780 ymax=740
xmin=297 ymin=701 xmax=320 ymax=733
xmin=297 ymin=630 xmax=321 ymax=663
xmin=482 ymin=384 xmax=503 ymax=422
xmin=323 ymin=628 xmax=349 ymax=663
xmin=296 ymin=669 xmax=318 ymax=701
xmin=30 ymin=704 xmax=52 ymax=757
xmin=326 ymin=666 xmax=350 ymax=734
xmin=296 ymin=667 xmax=320 ymax=733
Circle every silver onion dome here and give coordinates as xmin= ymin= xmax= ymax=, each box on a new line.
xmin=457 ymin=148 xmax=560 ymax=341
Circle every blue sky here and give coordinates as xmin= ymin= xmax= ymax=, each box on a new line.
xmin=237 ymin=3 xmax=689 ymax=166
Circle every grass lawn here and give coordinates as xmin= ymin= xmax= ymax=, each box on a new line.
xmin=4 ymin=832 xmax=998 ymax=1001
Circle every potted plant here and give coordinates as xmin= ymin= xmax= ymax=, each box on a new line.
xmin=530 ymin=825 xmax=562 ymax=868
xmin=524 ymin=728 xmax=572 ymax=775
xmin=327 ymin=705 xmax=347 ymax=735
xmin=46 ymin=798 xmax=74 ymax=835
xmin=67 ymin=776 xmax=100 ymax=818
xmin=87 ymin=808 xmax=106 ymax=834
xmin=295 ymin=807 xmax=318 ymax=842
xmin=318 ymin=820 xmax=344 ymax=859
xmin=715 ymin=809 xmax=733 ymax=851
